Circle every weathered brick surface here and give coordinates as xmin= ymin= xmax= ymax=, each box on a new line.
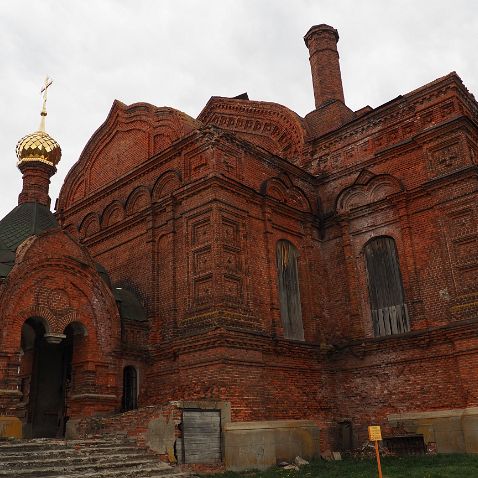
xmin=1 ymin=24 xmax=478 ymax=454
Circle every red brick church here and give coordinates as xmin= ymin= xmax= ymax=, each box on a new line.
xmin=1 ymin=24 xmax=478 ymax=464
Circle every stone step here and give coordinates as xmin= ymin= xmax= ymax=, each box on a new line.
xmin=0 ymin=439 xmax=136 ymax=453
xmin=54 ymin=470 xmax=191 ymax=478
xmin=3 ymin=466 xmax=187 ymax=478
xmin=0 ymin=437 xmax=189 ymax=478
xmin=0 ymin=457 xmax=172 ymax=477
xmin=0 ymin=451 xmax=159 ymax=468
xmin=0 ymin=446 xmax=149 ymax=459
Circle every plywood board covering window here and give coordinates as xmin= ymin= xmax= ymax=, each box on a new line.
xmin=276 ymin=240 xmax=304 ymax=341
xmin=364 ymin=236 xmax=410 ymax=336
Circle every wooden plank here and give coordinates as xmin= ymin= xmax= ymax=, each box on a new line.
xmin=183 ymin=410 xmax=221 ymax=464
xmin=365 ymin=237 xmax=410 ymax=336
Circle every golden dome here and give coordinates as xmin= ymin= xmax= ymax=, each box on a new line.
xmin=16 ymin=130 xmax=61 ymax=168
xmin=16 ymin=77 xmax=62 ymax=168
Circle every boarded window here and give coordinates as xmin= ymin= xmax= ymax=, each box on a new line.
xmin=122 ymin=366 xmax=138 ymax=411
xmin=364 ymin=237 xmax=410 ymax=336
xmin=276 ymin=240 xmax=304 ymax=340
xmin=383 ymin=434 xmax=426 ymax=456
xmin=182 ymin=409 xmax=221 ymax=464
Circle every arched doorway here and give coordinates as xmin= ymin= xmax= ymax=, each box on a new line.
xmin=122 ymin=366 xmax=138 ymax=411
xmin=19 ymin=318 xmax=85 ymax=438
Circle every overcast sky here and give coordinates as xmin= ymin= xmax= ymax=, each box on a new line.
xmin=1 ymin=0 xmax=477 ymax=219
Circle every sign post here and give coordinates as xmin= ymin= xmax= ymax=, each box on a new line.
xmin=368 ymin=425 xmax=383 ymax=478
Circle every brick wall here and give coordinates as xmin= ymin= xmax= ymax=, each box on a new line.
xmin=1 ymin=27 xmax=476 ymax=453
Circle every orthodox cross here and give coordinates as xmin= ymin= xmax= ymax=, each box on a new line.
xmin=40 ymin=76 xmax=53 ymax=113
xmin=39 ymin=76 xmax=53 ymax=131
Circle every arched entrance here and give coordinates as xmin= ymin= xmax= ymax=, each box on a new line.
xmin=19 ymin=318 xmax=86 ymax=438
xmin=122 ymin=366 xmax=138 ymax=411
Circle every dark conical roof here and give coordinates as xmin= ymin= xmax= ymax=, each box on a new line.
xmin=0 ymin=202 xmax=58 ymax=277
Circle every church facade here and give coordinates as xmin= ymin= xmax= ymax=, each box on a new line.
xmin=1 ymin=24 xmax=478 ymax=461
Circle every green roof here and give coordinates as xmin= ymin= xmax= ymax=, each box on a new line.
xmin=114 ymin=288 xmax=147 ymax=322
xmin=0 ymin=202 xmax=58 ymax=277
xmin=0 ymin=202 xmax=58 ymax=250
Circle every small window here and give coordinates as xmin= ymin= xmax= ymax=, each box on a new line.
xmin=276 ymin=240 xmax=304 ymax=340
xmin=122 ymin=366 xmax=138 ymax=411
xmin=364 ymin=237 xmax=410 ymax=336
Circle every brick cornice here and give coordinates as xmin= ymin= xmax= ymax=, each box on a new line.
xmin=310 ymin=73 xmax=476 ymax=152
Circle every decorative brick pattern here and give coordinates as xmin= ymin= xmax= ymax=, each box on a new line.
xmin=1 ymin=24 xmax=478 ymax=456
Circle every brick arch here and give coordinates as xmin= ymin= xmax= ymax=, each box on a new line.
xmin=69 ymin=178 xmax=86 ymax=204
xmin=362 ymin=234 xmax=396 ymax=252
xmin=18 ymin=308 xmax=87 ymax=342
xmin=64 ymin=223 xmax=79 ymax=240
xmin=262 ymin=177 xmax=288 ymax=202
xmin=58 ymin=101 xmax=199 ymax=210
xmin=125 ymin=186 xmax=151 ymax=215
xmin=261 ymin=176 xmax=312 ymax=212
xmin=1 ymin=268 xmax=117 ymax=358
xmin=336 ymin=172 xmax=404 ymax=214
xmin=101 ymin=200 xmax=126 ymax=228
xmin=0 ymin=232 xmax=120 ymax=358
xmin=276 ymin=236 xmax=301 ymax=252
xmin=198 ymin=97 xmax=306 ymax=163
xmin=65 ymin=320 xmax=88 ymax=335
xmin=21 ymin=314 xmax=51 ymax=335
xmin=152 ymin=170 xmax=182 ymax=201
xmin=79 ymin=212 xmax=101 ymax=239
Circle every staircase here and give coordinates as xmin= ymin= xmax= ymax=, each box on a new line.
xmin=0 ymin=436 xmax=191 ymax=478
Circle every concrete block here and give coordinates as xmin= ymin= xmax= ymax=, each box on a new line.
xmin=65 ymin=418 xmax=80 ymax=439
xmin=224 ymin=419 xmax=319 ymax=471
xmin=146 ymin=413 xmax=175 ymax=458
xmin=388 ymin=407 xmax=478 ymax=454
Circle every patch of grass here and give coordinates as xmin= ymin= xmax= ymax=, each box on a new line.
xmin=201 ymin=454 xmax=478 ymax=478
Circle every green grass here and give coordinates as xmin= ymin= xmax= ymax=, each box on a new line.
xmin=201 ymin=454 xmax=478 ymax=478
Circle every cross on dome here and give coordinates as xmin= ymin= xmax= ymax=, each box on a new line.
xmin=15 ymin=76 xmax=61 ymax=169
xmin=39 ymin=76 xmax=53 ymax=132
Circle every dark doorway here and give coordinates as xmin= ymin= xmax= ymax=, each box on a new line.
xmin=338 ymin=420 xmax=353 ymax=452
xmin=21 ymin=318 xmax=73 ymax=438
xmin=122 ymin=366 xmax=138 ymax=411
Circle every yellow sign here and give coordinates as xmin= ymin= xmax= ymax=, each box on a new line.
xmin=368 ymin=425 xmax=382 ymax=441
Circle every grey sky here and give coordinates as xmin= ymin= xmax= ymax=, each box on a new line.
xmin=1 ymin=0 xmax=477 ymax=219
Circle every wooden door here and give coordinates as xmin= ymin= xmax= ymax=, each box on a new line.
xmin=182 ymin=409 xmax=221 ymax=464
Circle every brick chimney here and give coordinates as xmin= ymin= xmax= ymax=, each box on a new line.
xmin=304 ymin=24 xmax=345 ymax=108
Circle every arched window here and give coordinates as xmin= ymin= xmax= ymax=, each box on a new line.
xmin=276 ymin=240 xmax=304 ymax=341
xmin=122 ymin=366 xmax=138 ymax=411
xmin=364 ymin=237 xmax=410 ymax=336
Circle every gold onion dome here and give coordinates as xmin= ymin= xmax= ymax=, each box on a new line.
xmin=16 ymin=77 xmax=62 ymax=168
xmin=16 ymin=131 xmax=61 ymax=167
